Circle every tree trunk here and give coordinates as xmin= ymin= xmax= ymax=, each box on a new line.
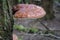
xmin=30 ymin=0 xmax=41 ymax=5
xmin=41 ymin=0 xmax=55 ymax=20
xmin=0 ymin=0 xmax=14 ymax=40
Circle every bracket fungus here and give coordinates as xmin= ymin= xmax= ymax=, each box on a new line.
xmin=13 ymin=34 xmax=18 ymax=40
xmin=13 ymin=4 xmax=46 ymax=19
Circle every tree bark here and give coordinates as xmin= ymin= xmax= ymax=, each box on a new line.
xmin=41 ymin=0 xmax=55 ymax=20
xmin=0 ymin=0 xmax=14 ymax=40
xmin=30 ymin=0 xmax=41 ymax=5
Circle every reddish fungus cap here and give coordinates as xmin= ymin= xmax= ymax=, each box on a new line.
xmin=13 ymin=4 xmax=46 ymax=19
xmin=13 ymin=34 xmax=18 ymax=40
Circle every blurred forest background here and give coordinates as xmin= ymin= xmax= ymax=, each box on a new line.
xmin=0 ymin=0 xmax=60 ymax=40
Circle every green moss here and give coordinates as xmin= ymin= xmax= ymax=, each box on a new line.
xmin=13 ymin=25 xmax=25 ymax=31
xmin=28 ymin=27 xmax=38 ymax=33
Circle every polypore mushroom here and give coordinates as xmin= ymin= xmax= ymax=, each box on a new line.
xmin=13 ymin=4 xmax=46 ymax=19
xmin=13 ymin=34 xmax=18 ymax=40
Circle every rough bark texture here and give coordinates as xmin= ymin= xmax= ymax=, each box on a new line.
xmin=29 ymin=0 xmax=41 ymax=5
xmin=0 ymin=0 xmax=14 ymax=40
xmin=41 ymin=0 xmax=55 ymax=20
